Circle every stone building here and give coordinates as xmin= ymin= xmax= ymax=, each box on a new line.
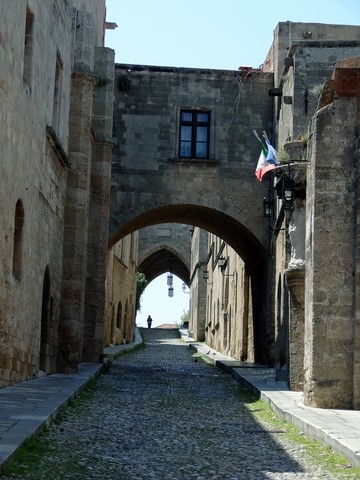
xmin=267 ymin=23 xmax=360 ymax=408
xmin=0 ymin=0 xmax=116 ymax=385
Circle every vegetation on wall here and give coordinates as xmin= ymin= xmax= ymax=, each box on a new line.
xmin=177 ymin=309 xmax=190 ymax=329
xmin=135 ymin=272 xmax=148 ymax=312
xmin=117 ymin=75 xmax=131 ymax=92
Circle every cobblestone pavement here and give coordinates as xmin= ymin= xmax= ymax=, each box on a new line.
xmin=2 ymin=329 xmax=357 ymax=479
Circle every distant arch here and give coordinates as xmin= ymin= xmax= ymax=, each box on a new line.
xmin=138 ymin=245 xmax=190 ymax=285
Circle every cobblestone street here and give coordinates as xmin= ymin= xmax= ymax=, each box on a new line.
xmin=2 ymin=329 xmax=357 ymax=479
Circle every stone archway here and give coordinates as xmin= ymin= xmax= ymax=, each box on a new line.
xmin=109 ymin=204 xmax=270 ymax=364
xmin=109 ymin=63 xmax=274 ymax=365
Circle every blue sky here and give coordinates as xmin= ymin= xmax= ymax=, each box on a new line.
xmin=104 ymin=0 xmax=360 ymax=327
xmin=105 ymin=0 xmax=360 ymax=70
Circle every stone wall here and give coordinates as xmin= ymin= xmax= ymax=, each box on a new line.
xmin=104 ymin=234 xmax=138 ymax=346
xmin=200 ymin=233 xmax=254 ymax=361
xmin=0 ymin=0 xmax=111 ymax=385
xmin=0 ymin=0 xmax=74 ymax=385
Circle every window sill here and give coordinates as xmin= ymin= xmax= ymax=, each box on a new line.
xmin=169 ymin=157 xmax=219 ymax=166
xmin=46 ymin=126 xmax=69 ymax=168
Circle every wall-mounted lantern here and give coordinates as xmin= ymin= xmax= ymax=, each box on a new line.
xmin=218 ymin=257 xmax=226 ymax=269
xmin=182 ymin=282 xmax=190 ymax=294
xmin=282 ymin=176 xmax=294 ymax=211
xmin=167 ymin=273 xmax=174 ymax=297
xmin=263 ymin=197 xmax=274 ymax=219
xmin=203 ymin=270 xmax=212 ymax=285
xmin=218 ymin=257 xmax=234 ymax=277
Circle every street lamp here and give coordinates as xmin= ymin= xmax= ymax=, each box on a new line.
xmin=182 ymin=282 xmax=190 ymax=294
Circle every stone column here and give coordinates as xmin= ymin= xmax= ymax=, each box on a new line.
xmin=304 ymin=95 xmax=357 ymax=408
xmin=58 ymin=10 xmax=96 ymax=371
xmin=83 ymin=47 xmax=115 ymax=362
xmin=286 ymin=197 xmax=306 ymax=390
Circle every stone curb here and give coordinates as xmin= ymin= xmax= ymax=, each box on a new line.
xmin=184 ymin=333 xmax=360 ymax=468
xmin=0 ymin=363 xmax=102 ymax=469
xmin=0 ymin=328 xmax=143 ymax=471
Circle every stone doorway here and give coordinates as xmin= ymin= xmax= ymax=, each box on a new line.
xmin=40 ymin=266 xmax=51 ymax=374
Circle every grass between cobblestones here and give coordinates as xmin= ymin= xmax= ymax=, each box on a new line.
xmin=2 ymin=348 xmax=360 ymax=479
xmin=191 ymin=352 xmax=360 ymax=479
xmin=234 ymin=384 xmax=360 ymax=479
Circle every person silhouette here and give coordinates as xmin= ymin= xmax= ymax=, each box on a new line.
xmin=147 ymin=315 xmax=153 ymax=328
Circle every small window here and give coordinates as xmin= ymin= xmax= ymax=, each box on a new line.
xmin=23 ymin=6 xmax=34 ymax=86
xmin=179 ymin=110 xmax=210 ymax=159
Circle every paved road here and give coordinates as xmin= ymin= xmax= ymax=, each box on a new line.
xmin=1 ymin=329 xmax=356 ymax=479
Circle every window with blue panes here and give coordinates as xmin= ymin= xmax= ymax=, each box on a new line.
xmin=179 ymin=110 xmax=210 ymax=159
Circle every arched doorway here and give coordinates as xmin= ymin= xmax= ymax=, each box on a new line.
xmin=40 ymin=266 xmax=51 ymax=373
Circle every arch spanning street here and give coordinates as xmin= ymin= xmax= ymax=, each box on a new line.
xmin=108 ymin=64 xmax=274 ymax=364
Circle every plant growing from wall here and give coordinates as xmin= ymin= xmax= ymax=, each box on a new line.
xmin=118 ymin=75 xmax=131 ymax=92
xmin=135 ymin=272 xmax=148 ymax=312
xmin=297 ymin=132 xmax=308 ymax=148
xmin=96 ymin=76 xmax=111 ymax=87
xmin=277 ymin=149 xmax=290 ymax=163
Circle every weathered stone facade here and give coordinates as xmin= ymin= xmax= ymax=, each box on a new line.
xmin=199 ymin=231 xmax=255 ymax=362
xmin=269 ymin=24 xmax=360 ymax=407
xmin=0 ymin=0 xmax=115 ymax=385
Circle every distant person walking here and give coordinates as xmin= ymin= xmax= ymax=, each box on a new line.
xmin=147 ymin=315 xmax=153 ymax=328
